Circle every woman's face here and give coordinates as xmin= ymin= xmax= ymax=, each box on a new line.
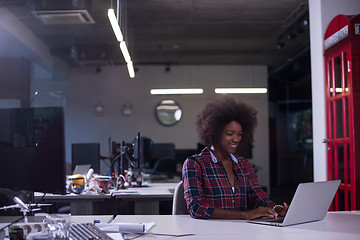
xmin=215 ymin=121 xmax=242 ymax=154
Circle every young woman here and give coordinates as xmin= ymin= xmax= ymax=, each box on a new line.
xmin=182 ymin=95 xmax=288 ymax=219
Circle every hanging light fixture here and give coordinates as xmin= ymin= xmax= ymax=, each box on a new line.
xmin=120 ymin=41 xmax=131 ymax=63
xmin=108 ymin=1 xmax=135 ymax=78
xmin=215 ymin=88 xmax=268 ymax=94
xmin=108 ymin=9 xmax=123 ymax=42
xmin=150 ymin=88 xmax=204 ymax=95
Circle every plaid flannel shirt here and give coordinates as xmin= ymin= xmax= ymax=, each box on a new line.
xmin=182 ymin=147 xmax=272 ymax=219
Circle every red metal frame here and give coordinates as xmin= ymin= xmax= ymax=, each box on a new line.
xmin=324 ymin=14 xmax=360 ymax=210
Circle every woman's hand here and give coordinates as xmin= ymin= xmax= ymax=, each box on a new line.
xmin=275 ymin=202 xmax=289 ymax=217
xmin=245 ymin=206 xmax=278 ymax=220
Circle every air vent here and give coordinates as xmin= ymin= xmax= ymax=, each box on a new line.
xmin=35 ymin=10 xmax=95 ymax=24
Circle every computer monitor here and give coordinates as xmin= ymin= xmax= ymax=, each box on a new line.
xmin=0 ymin=107 xmax=66 ymax=194
xmin=132 ymin=133 xmax=153 ymax=170
xmin=71 ymin=143 xmax=100 ymax=173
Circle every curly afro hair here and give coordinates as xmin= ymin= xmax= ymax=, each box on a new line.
xmin=195 ymin=95 xmax=258 ymax=147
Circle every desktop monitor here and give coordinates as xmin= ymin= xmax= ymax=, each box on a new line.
xmin=132 ymin=133 xmax=153 ymax=170
xmin=71 ymin=143 xmax=100 ymax=173
xmin=0 ymin=107 xmax=66 ymax=194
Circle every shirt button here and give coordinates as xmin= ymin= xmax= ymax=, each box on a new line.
xmin=232 ymin=200 xmax=235 ymax=203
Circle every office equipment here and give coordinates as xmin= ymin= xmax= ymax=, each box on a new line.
xmin=0 ymin=197 xmax=51 ymax=223
xmin=149 ymin=143 xmax=176 ymax=173
xmin=132 ymin=133 xmax=152 ymax=170
xmin=249 ymin=180 xmax=341 ymax=226
xmin=72 ymin=143 xmax=100 ymax=173
xmin=72 ymin=164 xmax=91 ymax=175
xmin=70 ymin=223 xmax=114 ymax=240
xmin=0 ymin=107 xmax=66 ymax=194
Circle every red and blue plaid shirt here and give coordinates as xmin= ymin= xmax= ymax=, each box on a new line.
xmin=182 ymin=147 xmax=272 ymax=219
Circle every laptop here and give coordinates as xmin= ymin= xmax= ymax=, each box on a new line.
xmin=248 ymin=180 xmax=341 ymax=227
xmin=73 ymin=164 xmax=91 ymax=175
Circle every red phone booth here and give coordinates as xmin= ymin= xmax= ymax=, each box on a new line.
xmin=324 ymin=14 xmax=360 ymax=210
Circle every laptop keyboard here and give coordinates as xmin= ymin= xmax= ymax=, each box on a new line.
xmin=258 ymin=216 xmax=284 ymax=223
xmin=70 ymin=223 xmax=113 ymax=240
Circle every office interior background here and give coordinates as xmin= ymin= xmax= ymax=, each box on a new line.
xmin=0 ymin=0 xmax=359 ymax=207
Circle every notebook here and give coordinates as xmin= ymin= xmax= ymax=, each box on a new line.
xmin=73 ymin=164 xmax=91 ymax=175
xmin=248 ymin=180 xmax=341 ymax=227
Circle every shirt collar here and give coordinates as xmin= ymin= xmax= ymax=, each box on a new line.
xmin=208 ymin=148 xmax=238 ymax=164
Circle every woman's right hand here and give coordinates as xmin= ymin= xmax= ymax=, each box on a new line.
xmin=245 ymin=206 xmax=278 ymax=220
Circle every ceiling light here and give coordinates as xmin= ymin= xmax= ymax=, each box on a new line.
xmin=127 ymin=61 xmax=135 ymax=78
xmin=150 ymin=88 xmax=203 ymax=95
xmin=120 ymin=41 xmax=131 ymax=62
xmin=108 ymin=9 xmax=123 ymax=42
xmin=215 ymin=88 xmax=268 ymax=94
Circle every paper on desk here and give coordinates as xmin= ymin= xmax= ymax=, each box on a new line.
xmin=111 ymin=190 xmax=139 ymax=196
xmin=96 ymin=222 xmax=155 ymax=233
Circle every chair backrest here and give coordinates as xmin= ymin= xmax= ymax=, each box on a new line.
xmin=172 ymin=181 xmax=188 ymax=215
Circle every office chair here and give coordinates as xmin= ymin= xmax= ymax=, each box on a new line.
xmin=172 ymin=181 xmax=188 ymax=215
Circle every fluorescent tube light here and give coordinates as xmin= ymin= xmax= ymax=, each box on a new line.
xmin=215 ymin=88 xmax=268 ymax=94
xmin=150 ymin=88 xmax=203 ymax=95
xmin=127 ymin=61 xmax=135 ymax=78
xmin=120 ymin=41 xmax=131 ymax=62
xmin=108 ymin=9 xmax=123 ymax=42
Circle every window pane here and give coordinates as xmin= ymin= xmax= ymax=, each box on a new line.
xmin=345 ymin=97 xmax=349 ymax=138
xmin=330 ymin=102 xmax=334 ymax=139
xmin=334 ymin=55 xmax=342 ymax=95
xmin=338 ymin=189 xmax=345 ymax=211
xmin=328 ymin=60 xmax=333 ymax=96
xmin=336 ymin=100 xmax=343 ymax=138
xmin=343 ymin=52 xmax=348 ymax=93
xmin=337 ymin=144 xmax=344 ymax=183
xmin=346 ymin=144 xmax=350 ymax=184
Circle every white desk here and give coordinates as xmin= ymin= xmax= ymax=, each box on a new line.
xmin=35 ymin=183 xmax=177 ymax=215
xmin=111 ymin=212 xmax=360 ymax=240
xmin=1 ymin=212 xmax=359 ymax=240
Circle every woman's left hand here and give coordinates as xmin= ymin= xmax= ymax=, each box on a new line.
xmin=276 ymin=202 xmax=289 ymax=217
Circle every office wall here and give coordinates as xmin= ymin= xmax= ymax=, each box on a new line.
xmin=32 ymin=64 xmax=270 ymax=188
xmin=309 ymin=0 xmax=360 ymax=181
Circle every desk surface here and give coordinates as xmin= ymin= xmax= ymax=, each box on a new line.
xmin=35 ymin=182 xmax=178 ymax=200
xmin=34 ymin=183 xmax=178 ymax=215
xmin=110 ymin=212 xmax=360 ymax=240
xmin=1 ymin=212 xmax=359 ymax=240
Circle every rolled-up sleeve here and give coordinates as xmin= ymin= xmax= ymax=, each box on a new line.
xmin=182 ymin=157 xmax=214 ymax=219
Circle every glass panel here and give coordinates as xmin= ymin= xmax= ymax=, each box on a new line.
xmin=328 ymin=60 xmax=333 ymax=96
xmin=336 ymin=100 xmax=343 ymax=138
xmin=338 ymin=189 xmax=345 ymax=211
xmin=330 ymin=102 xmax=334 ymax=139
xmin=346 ymin=143 xmax=350 ymax=185
xmin=348 ymin=191 xmax=351 ymax=211
xmin=331 ymin=144 xmax=335 ymax=180
xmin=337 ymin=144 xmax=344 ymax=183
xmin=334 ymin=55 xmax=342 ymax=95
xmin=343 ymin=52 xmax=348 ymax=93
xmin=345 ymin=97 xmax=349 ymax=138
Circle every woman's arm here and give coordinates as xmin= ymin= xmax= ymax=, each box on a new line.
xmin=211 ymin=206 xmax=278 ymax=220
xmin=182 ymin=157 xmax=215 ymax=219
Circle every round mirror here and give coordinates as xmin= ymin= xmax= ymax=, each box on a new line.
xmin=155 ymin=99 xmax=182 ymax=126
